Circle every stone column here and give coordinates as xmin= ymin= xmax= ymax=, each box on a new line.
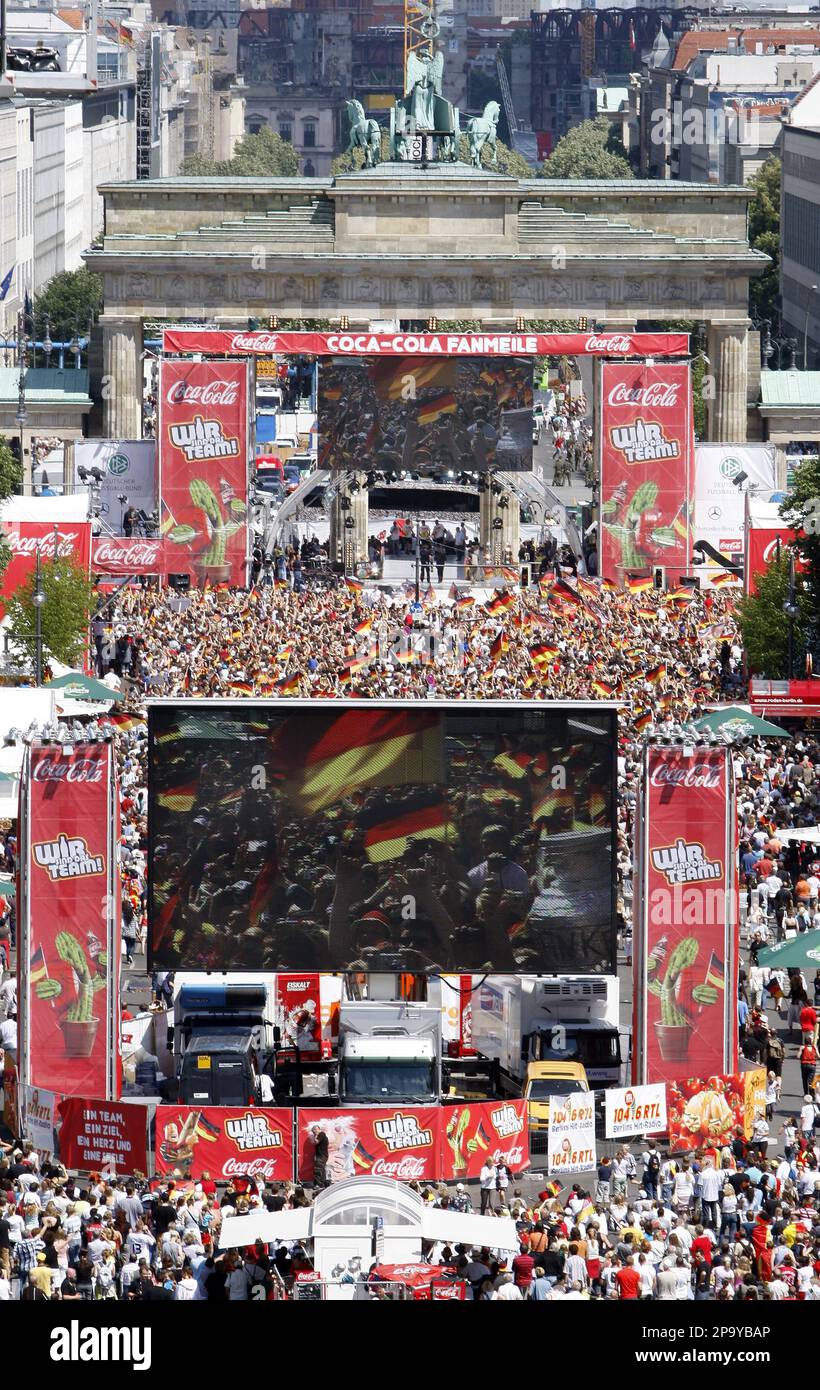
xmin=328 ymin=472 xmax=368 ymax=570
xmin=100 ymin=317 xmax=143 ymax=439
xmin=479 ymin=481 xmax=519 ymax=568
xmin=707 ymin=319 xmax=750 ymax=442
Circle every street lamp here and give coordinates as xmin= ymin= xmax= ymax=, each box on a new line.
xmin=783 ymin=548 xmax=798 ymax=680
xmin=32 ymin=545 xmax=46 ymax=686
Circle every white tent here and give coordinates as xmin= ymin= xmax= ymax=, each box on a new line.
xmin=0 ymin=494 xmax=89 ymax=523
xmin=776 ymin=827 xmax=820 ymax=846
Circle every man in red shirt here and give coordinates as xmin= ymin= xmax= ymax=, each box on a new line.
xmin=614 ymin=1258 xmax=640 ymax=1300
xmin=690 ymin=1225 xmax=713 ymax=1266
xmin=800 ymin=1001 xmax=818 ymax=1046
xmin=512 ymin=1244 xmax=535 ymax=1298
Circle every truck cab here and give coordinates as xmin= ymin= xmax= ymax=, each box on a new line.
xmin=337 ymin=1002 xmax=441 ymax=1107
xmin=525 ymin=1060 xmax=589 ymax=1135
xmin=178 ymin=1029 xmax=261 ymax=1106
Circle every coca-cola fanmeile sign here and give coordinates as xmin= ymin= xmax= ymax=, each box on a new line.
xmin=0 ymin=521 xmax=92 ymax=615
xmin=162 ymin=328 xmax=691 ymax=358
xmin=91 ymin=537 xmax=164 ymax=576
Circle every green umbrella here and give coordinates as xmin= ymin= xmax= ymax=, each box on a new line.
xmin=757 ymin=929 xmax=820 ymax=971
xmin=692 ymin=706 xmax=786 ymax=739
xmin=0 ymin=881 xmax=14 ymax=900
xmin=44 ymin=672 xmax=123 ymax=703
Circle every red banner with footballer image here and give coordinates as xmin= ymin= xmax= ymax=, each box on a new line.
xmin=635 ymin=746 xmax=737 ymax=1086
xmin=22 ymin=742 xmax=119 ymax=1099
xmin=598 ymin=360 xmax=692 ymax=586
xmin=158 ymin=358 xmax=250 ymax=587
xmin=155 ymin=1106 xmax=294 ymax=1183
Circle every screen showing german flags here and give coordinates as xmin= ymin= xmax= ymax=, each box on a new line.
xmin=148 ymin=701 xmax=616 ymax=975
xmin=317 ymin=355 xmax=533 ymax=473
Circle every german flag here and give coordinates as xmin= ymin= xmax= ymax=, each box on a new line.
xmin=417 ymin=391 xmax=457 ymax=425
xmin=360 ymin=789 xmax=451 ymax=864
xmin=30 ymin=945 xmax=47 ymax=985
xmin=486 ymin=591 xmax=515 ymax=615
xmin=626 ymin=575 xmax=653 ymax=595
xmin=576 ymin=576 xmax=599 ymax=599
xmin=155 ymin=726 xmax=183 ymax=746
xmin=553 ymin=579 xmax=582 ymax=607
xmin=339 ymin=654 xmax=371 ymax=682
xmin=591 ymin=679 xmax=615 ymax=697
xmin=600 ymin=577 xmax=618 ymax=592
xmin=588 ymin=785 xmax=609 ymax=824
xmin=711 ymin=571 xmax=741 ymax=588
xmin=353 ymin=617 xmax=373 ymax=637
xmin=455 ymin=594 xmax=475 ymax=612
xmin=377 ymin=358 xmax=444 ymax=400
xmin=532 ymin=785 xmax=574 ymax=823
xmin=228 ymin=681 xmax=253 ymax=696
xmin=153 ymin=890 xmax=181 ymax=952
xmin=633 ymin=710 xmax=653 ymax=733
xmin=250 ymin=856 xmax=278 ymax=926
xmin=530 ymin=644 xmax=558 ymax=667
xmin=352 ymin=1140 xmax=375 ymax=1171
xmin=665 ymin=586 xmax=694 ymax=604
xmin=275 ymin=645 xmax=294 ymax=663
xmin=471 ymin=1121 xmax=491 ymax=1152
xmin=499 ymin=565 xmax=520 ymax=583
xmin=489 ymin=632 xmax=507 ymax=664
xmin=635 ymin=607 xmax=657 ymax=621
xmin=345 ymin=576 xmax=364 ymax=593
xmin=104 ymin=712 xmax=145 ymax=733
xmin=271 ymin=709 xmax=443 ymax=815
xmin=276 ymin=673 xmax=301 ymax=695
xmin=194 ymin=1114 xmax=220 ymax=1143
xmin=705 ymin=952 xmax=726 ymax=990
xmin=645 ymin=664 xmax=667 ymax=686
xmin=156 ymin=782 xmax=198 ymax=813
xmin=493 ymin=750 xmax=532 ymax=780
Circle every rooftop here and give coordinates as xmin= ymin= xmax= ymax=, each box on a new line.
xmin=673 ymin=26 xmax=820 ymax=70
xmin=760 ymin=369 xmax=820 ymax=408
xmin=0 ymin=368 xmax=91 ymax=407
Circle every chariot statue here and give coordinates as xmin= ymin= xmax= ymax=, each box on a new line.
xmin=345 ymin=99 xmax=382 ymax=167
xmin=388 ymin=7 xmax=460 ymax=162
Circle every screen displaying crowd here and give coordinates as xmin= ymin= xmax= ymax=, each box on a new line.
xmin=149 ymin=703 xmax=615 ymax=974
xmin=318 ymin=356 xmax=533 ymax=472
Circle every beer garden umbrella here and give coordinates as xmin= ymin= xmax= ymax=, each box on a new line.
xmin=692 ymin=707 xmax=786 ymax=740
xmin=757 ymin=930 xmax=820 ymax=971
xmin=44 ymin=672 xmax=123 ymax=702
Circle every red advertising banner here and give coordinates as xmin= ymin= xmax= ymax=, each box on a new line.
xmin=298 ymin=1108 xmax=441 ymax=1183
xmin=744 ymin=526 xmax=805 ymax=596
xmin=440 ymin=1100 xmax=529 ymax=1180
xmin=598 ymin=360 xmax=692 ymax=586
xmin=158 ymin=358 xmax=250 ymax=587
xmin=0 ymin=521 xmax=91 ymax=614
xmin=21 ymin=743 xmax=119 ymax=1099
xmin=58 ymin=1097 xmax=148 ymax=1175
xmin=297 ymin=1102 xmax=529 ymax=1183
xmin=91 ymin=536 xmax=165 ymax=577
xmin=276 ymin=974 xmax=323 ymax=1059
xmin=162 ymin=328 xmax=689 ymax=358
xmin=155 ymin=1106 xmax=294 ymax=1182
xmin=636 ymin=746 xmax=736 ymax=1085
xmin=666 ymin=1068 xmax=765 ymax=1153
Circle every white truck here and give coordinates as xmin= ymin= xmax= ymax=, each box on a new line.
xmin=337 ymin=1001 xmax=442 ymax=1107
xmin=471 ymin=974 xmax=623 ymax=1092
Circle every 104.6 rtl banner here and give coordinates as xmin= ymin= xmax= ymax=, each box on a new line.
xmin=19 ymin=743 xmax=120 ymax=1100
xmin=634 ymin=745 xmax=737 ymax=1085
xmin=598 ymin=360 xmax=692 ymax=586
xmin=158 ymin=359 xmax=250 ymax=587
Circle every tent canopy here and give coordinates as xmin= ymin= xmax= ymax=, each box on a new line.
xmin=774 ymin=827 xmax=820 ymax=847
xmin=45 ymin=671 xmax=123 ymax=702
xmin=693 ymin=706 xmax=786 ymax=739
xmin=757 ymin=929 xmax=820 ymax=970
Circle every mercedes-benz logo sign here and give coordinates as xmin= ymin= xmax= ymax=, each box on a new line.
xmin=708 ymin=506 xmax=722 ymax=520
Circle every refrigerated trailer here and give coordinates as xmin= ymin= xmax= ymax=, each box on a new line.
xmin=471 ymin=975 xmax=623 ymax=1091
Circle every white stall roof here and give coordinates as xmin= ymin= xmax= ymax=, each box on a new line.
xmin=0 ymin=494 xmax=89 ymax=523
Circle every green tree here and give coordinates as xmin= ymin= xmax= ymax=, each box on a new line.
xmin=0 ymin=438 xmax=20 ymax=593
xmin=181 ymin=127 xmax=299 ymax=178
xmin=736 ymin=550 xmax=808 ymax=678
xmin=6 ymin=556 xmax=96 ymax=670
xmin=34 ymin=268 xmax=104 ymax=341
xmin=747 ymin=156 xmax=779 ymax=325
xmin=540 ymin=116 xmax=633 ymax=180
xmin=780 ymin=454 xmax=820 ymax=631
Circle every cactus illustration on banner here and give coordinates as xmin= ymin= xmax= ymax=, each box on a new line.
xmin=34 ymin=930 xmax=107 ymax=1057
xmin=647 ymin=935 xmax=722 ymax=1063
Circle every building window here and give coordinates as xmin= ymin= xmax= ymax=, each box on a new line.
xmin=303 ymin=120 xmax=317 ymax=149
xmin=279 ymin=123 xmax=292 ymax=144
xmin=248 ymin=118 xmax=265 ymax=135
xmin=303 ymin=159 xmax=316 ymax=176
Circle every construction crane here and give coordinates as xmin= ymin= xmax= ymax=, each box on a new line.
xmin=404 ymin=0 xmax=437 ymax=87
xmin=496 ymin=49 xmax=518 ymax=138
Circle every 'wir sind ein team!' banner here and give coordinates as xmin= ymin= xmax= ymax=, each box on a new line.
xmin=155 ymin=1106 xmax=295 ymax=1183
xmin=58 ymin=1097 xmax=148 ymax=1175
xmin=635 ymin=746 xmax=737 ymax=1086
xmin=158 ymin=359 xmax=250 ymax=587
xmin=21 ymin=742 xmax=119 ymax=1100
xmin=598 ymin=360 xmax=692 ymax=586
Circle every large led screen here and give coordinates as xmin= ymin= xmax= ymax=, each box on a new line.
xmin=318 ymin=356 xmax=533 ymax=472
xmin=148 ymin=702 xmax=616 ymax=974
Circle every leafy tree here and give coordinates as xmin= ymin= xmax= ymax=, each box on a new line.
xmin=34 ymin=269 xmax=104 ymax=341
xmin=181 ymin=127 xmax=299 ymax=178
xmin=540 ymin=116 xmax=633 ymax=180
xmin=6 ymin=556 xmax=97 ymax=671
xmin=736 ymin=550 xmax=808 ymax=678
xmin=780 ymin=455 xmax=820 ymax=654
xmin=747 ymin=156 xmax=780 ymax=326
xmin=0 ymin=438 xmax=20 ymax=591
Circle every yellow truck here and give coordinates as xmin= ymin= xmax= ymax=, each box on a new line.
xmin=525 ymin=1060 xmax=590 ymax=1136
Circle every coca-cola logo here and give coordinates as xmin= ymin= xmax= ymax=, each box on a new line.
xmin=229 ymin=333 xmax=279 ymax=352
xmin=93 ymin=539 xmax=162 ymax=567
xmin=370 ymin=1156 xmax=428 ymax=1180
xmin=586 ymin=334 xmax=632 ymax=353
xmin=32 ymin=754 xmax=104 ymax=783
xmin=7 ymin=532 xmax=80 ymax=558
xmin=221 ymin=1156 xmax=285 ymax=1179
xmin=165 ymin=379 xmax=239 ymax=406
xmin=607 ymin=382 xmax=680 ymax=408
xmin=432 ymin=1284 xmax=462 ymax=1300
xmin=491 ymin=1145 xmax=524 ymax=1166
xmin=650 ymin=762 xmax=723 ymax=789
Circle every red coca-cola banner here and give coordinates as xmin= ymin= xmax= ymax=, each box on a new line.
xmin=158 ymin=359 xmax=250 ymax=587
xmin=635 ymin=746 xmax=737 ymax=1086
xmin=598 ymin=361 xmax=692 ymax=586
xmin=0 ymin=521 xmax=91 ymax=614
xmin=297 ymin=1102 xmax=529 ymax=1183
xmin=155 ymin=1106 xmax=294 ymax=1183
xmin=91 ymin=536 xmax=165 ymax=577
xmin=276 ymin=974 xmax=323 ymax=1059
xmin=21 ymin=743 xmax=119 ymax=1099
xmin=162 ymin=328 xmax=689 ymax=358
xmin=744 ymin=526 xmax=806 ymax=596
xmin=58 ymin=1097 xmax=148 ymax=1175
